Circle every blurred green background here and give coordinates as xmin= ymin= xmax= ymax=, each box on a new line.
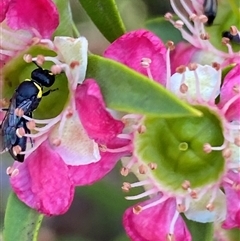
xmin=0 ymin=1 xmax=171 ymax=240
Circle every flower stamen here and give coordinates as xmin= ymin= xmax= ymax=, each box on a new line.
xmin=6 ymin=166 xmax=19 ymax=177
xmin=141 ymin=58 xmax=153 ymax=80
xmin=125 ymin=188 xmax=157 ymax=200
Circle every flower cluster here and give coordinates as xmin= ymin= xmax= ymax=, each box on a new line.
xmin=1 ymin=0 xmax=130 ymax=215
xmin=1 ymin=0 xmax=239 ymax=240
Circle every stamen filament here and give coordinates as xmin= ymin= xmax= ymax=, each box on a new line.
xmin=221 ymin=94 xmax=240 ymax=115
xmin=141 ymin=195 xmax=169 ymax=211
xmin=130 ymin=179 xmax=152 ymax=188
xmin=20 ymin=135 xmax=48 ymax=155
xmin=169 ymin=210 xmax=179 ymax=234
xmin=125 ymin=188 xmax=157 ymax=200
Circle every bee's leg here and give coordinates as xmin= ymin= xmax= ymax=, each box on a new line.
xmin=42 ymin=88 xmax=59 ymax=97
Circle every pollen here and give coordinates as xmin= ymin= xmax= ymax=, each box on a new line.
xmin=70 ymin=61 xmax=80 ymax=69
xmin=133 ymin=205 xmax=142 ymax=214
xmin=16 ymin=127 xmax=26 ymax=138
xmin=120 ymin=167 xmax=129 ymax=176
xmin=138 ymin=164 xmax=148 ymax=174
xmin=12 ymin=145 xmax=22 ymax=156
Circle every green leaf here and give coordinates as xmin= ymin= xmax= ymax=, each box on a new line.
xmin=145 ymin=17 xmax=184 ymax=44
xmin=3 ymin=192 xmax=43 ymax=241
xmin=78 ymin=0 xmax=126 ymax=42
xmin=86 ymin=55 xmax=201 ymax=117
xmin=182 ymin=215 xmax=214 ymax=241
xmin=53 ymin=0 xmax=74 ymax=37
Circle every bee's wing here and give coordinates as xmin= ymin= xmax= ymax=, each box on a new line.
xmin=0 ymin=124 xmax=5 ymax=153
xmin=0 ymin=96 xmax=19 ymax=152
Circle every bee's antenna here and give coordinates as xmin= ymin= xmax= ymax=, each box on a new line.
xmin=32 ymin=61 xmax=42 ymax=69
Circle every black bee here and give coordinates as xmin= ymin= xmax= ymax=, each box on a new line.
xmin=0 ymin=62 xmax=57 ymax=162
xmin=204 ymin=0 xmax=218 ymax=26
xmin=222 ymin=31 xmax=240 ymax=44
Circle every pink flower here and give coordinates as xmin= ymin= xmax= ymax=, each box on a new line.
xmin=124 ymin=196 xmax=191 ymax=241
xmin=103 ymin=27 xmax=240 ymax=240
xmin=8 ymin=37 xmax=130 ymax=215
xmin=218 ymin=63 xmax=240 ymax=121
xmin=222 ymin=171 xmax=240 ymax=229
xmin=104 ymin=29 xmax=167 ymax=85
xmin=0 ymin=0 xmax=59 ymax=66
xmin=10 ymin=83 xmax=129 ymax=214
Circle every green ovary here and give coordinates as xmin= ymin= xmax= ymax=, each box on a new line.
xmin=135 ymin=105 xmax=225 ymax=193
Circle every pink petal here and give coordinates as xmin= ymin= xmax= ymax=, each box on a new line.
xmin=6 ymin=0 xmax=59 ymax=38
xmin=123 ymin=197 xmax=192 ymax=241
xmin=104 ymin=30 xmax=167 ymax=85
xmin=0 ymin=0 xmax=11 ymax=22
xmin=219 ymin=64 xmax=240 ymax=121
xmin=170 ymin=42 xmax=198 ymax=74
xmin=68 ymin=137 xmax=130 ymax=185
xmin=222 ymin=171 xmax=240 ymax=229
xmin=10 ymin=140 xmax=74 ymax=215
xmin=76 ymin=79 xmax=124 ymax=144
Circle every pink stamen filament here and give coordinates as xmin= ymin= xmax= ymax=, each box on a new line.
xmin=23 ymin=115 xmax=60 ymax=124
xmin=146 ymin=67 xmax=153 ymax=80
xmin=117 ymin=133 xmax=132 ymax=140
xmin=209 ymin=141 xmax=228 ymax=151
xmin=221 ymin=94 xmax=240 ymax=115
xmin=141 ymin=195 xmax=169 ymax=211
xmin=225 ymin=122 xmax=240 ymax=130
xmin=208 ymin=186 xmax=218 ymax=204
xmin=225 ymin=43 xmax=233 ymax=56
xmin=209 ymin=68 xmax=222 ymax=104
xmin=166 ymin=48 xmax=171 ymax=89
xmin=32 ymin=56 xmax=62 ymax=66
xmin=191 ymin=0 xmax=203 ymax=14
xmin=102 ymin=145 xmax=131 ymax=153
xmin=223 ymin=177 xmax=234 ymax=185
xmin=169 ymin=0 xmax=235 ymax=58
xmin=24 ymin=116 xmax=61 ymax=137
xmin=39 ymin=39 xmax=55 ymax=50
xmin=20 ymin=134 xmax=48 ymax=155
xmin=125 ymin=188 xmax=158 ymax=200
xmin=125 ymin=157 xmax=137 ymax=169
xmin=169 ymin=210 xmax=179 ymax=235
xmin=130 ymin=179 xmax=152 ymax=188
xmin=0 ymin=49 xmax=15 ymax=57
xmin=170 ymin=0 xmax=195 ymax=34
xmin=193 ymin=69 xmax=202 ymax=101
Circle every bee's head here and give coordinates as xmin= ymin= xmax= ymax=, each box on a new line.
xmin=31 ymin=67 xmax=55 ymax=87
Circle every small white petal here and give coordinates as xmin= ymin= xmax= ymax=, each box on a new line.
xmin=49 ymin=112 xmax=101 ymax=166
xmin=185 ymin=189 xmax=226 ymax=223
xmin=53 ymin=36 xmax=88 ymax=84
xmin=170 ymin=65 xmax=219 ymax=102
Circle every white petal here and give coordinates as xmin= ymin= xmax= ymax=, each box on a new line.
xmin=49 ymin=112 xmax=101 ymax=166
xmin=169 ymin=65 xmax=219 ymax=102
xmin=185 ymin=189 xmax=226 ymax=223
xmin=53 ymin=36 xmax=88 ymax=84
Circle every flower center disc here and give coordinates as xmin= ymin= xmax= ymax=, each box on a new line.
xmin=134 ymin=105 xmax=225 ymax=194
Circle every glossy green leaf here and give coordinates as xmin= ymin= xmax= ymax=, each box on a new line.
xmin=86 ymin=55 xmax=201 ymax=117
xmin=183 ymin=215 xmax=214 ymax=241
xmin=145 ymin=17 xmax=184 ymax=44
xmin=3 ymin=192 xmax=43 ymax=241
xmin=78 ymin=0 xmax=126 ymax=42
xmin=53 ymin=0 xmax=74 ymax=37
